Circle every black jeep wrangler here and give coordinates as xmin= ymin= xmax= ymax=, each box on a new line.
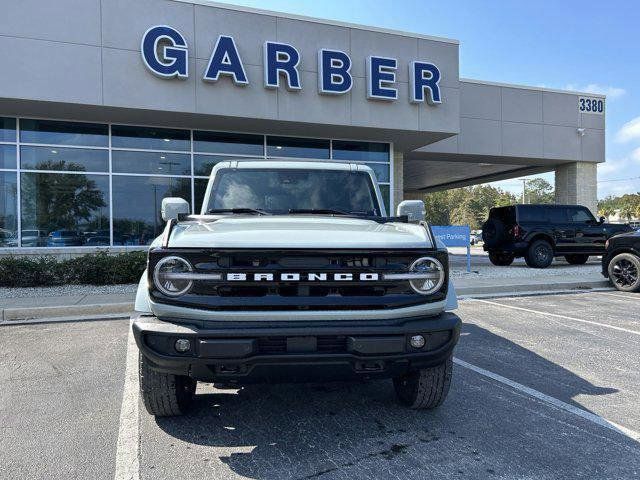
xmin=482 ymin=204 xmax=634 ymax=268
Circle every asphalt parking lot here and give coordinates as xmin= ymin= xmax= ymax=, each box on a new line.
xmin=1 ymin=291 xmax=639 ymax=480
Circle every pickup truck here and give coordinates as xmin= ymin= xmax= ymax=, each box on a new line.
xmin=132 ymin=160 xmax=460 ymax=416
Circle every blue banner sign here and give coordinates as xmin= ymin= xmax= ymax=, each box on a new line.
xmin=431 ymin=225 xmax=470 ymax=247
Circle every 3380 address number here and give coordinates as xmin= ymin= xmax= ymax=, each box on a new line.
xmin=578 ymin=97 xmax=604 ymax=114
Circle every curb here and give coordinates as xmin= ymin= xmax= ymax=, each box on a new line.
xmin=1 ymin=302 xmax=134 ymax=323
xmin=455 ymin=279 xmax=611 ymax=297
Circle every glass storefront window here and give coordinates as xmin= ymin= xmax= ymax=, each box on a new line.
xmin=112 ymin=150 xmax=191 ymax=175
xmin=194 ymin=178 xmax=209 ymax=214
xmin=0 ymin=145 xmax=17 ymax=170
xmin=112 ymin=176 xmax=191 ymax=245
xmin=378 ymin=184 xmax=391 ymax=215
xmin=0 ymin=117 xmax=16 ymax=142
xmin=20 ymin=172 xmax=110 ymax=247
xmin=362 ymin=163 xmax=390 ymax=183
xmin=194 ymin=131 xmax=264 ymax=156
xmin=267 ymin=136 xmax=330 ymax=159
xmin=112 ymin=125 xmax=190 ymax=151
xmin=20 ymin=119 xmax=108 ymax=147
xmin=20 ymin=146 xmax=109 ymax=172
xmin=0 ymin=117 xmax=394 ymax=248
xmin=332 ymin=140 xmax=390 ymax=162
xmin=0 ymin=172 xmax=18 ymax=247
xmin=194 ymin=154 xmax=264 ymax=177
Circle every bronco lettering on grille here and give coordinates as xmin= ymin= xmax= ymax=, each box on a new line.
xmin=226 ymin=273 xmax=380 ymax=282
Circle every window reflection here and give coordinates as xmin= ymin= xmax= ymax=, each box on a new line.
xmin=0 ymin=117 xmax=396 ymax=248
xmin=112 ymin=125 xmax=190 ymax=151
xmin=332 ymin=140 xmax=390 ymax=162
xmin=194 ymin=131 xmax=263 ymax=156
xmin=362 ymin=163 xmax=390 ymax=183
xmin=379 ymin=184 xmax=391 ymax=215
xmin=267 ymin=136 xmax=330 ymax=159
xmin=0 ymin=172 xmax=18 ymax=247
xmin=194 ymin=178 xmax=209 ymax=214
xmin=20 ymin=172 xmax=110 ymax=247
xmin=112 ymin=150 xmax=191 ymax=175
xmin=20 ymin=119 xmax=108 ymax=147
xmin=112 ymin=176 xmax=191 ymax=245
xmin=0 ymin=145 xmax=17 ymax=170
xmin=20 ymin=146 xmax=109 ymax=172
xmin=0 ymin=117 xmax=16 ymax=143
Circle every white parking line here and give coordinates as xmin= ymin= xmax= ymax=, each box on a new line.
xmin=472 ymin=299 xmax=640 ymax=336
xmin=591 ymin=291 xmax=639 ymax=300
xmin=454 ymin=357 xmax=640 ymax=442
xmin=114 ymin=321 xmax=140 ymax=480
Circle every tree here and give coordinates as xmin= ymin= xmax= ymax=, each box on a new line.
xmin=619 ymin=202 xmax=636 ymax=221
xmin=20 ymin=160 xmax=106 ymax=232
xmin=422 ymin=190 xmax=451 ymax=226
xmin=525 ymin=178 xmax=554 ymax=204
xmin=421 ymin=184 xmax=517 ymax=229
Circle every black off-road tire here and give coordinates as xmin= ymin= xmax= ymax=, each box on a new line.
xmin=525 ymin=240 xmax=554 ymax=268
xmin=393 ymin=355 xmax=453 ymax=409
xmin=565 ymin=254 xmax=590 ymax=265
xmin=139 ymin=353 xmax=196 ymax=417
xmin=608 ymin=253 xmax=640 ymax=292
xmin=488 ymin=252 xmax=515 ymax=266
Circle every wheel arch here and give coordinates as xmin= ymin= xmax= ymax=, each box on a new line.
xmin=527 ymin=233 xmax=555 ymax=249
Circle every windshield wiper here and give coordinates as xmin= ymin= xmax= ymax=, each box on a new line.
xmin=288 ymin=208 xmax=351 ymax=215
xmin=207 ymin=208 xmax=270 ymax=215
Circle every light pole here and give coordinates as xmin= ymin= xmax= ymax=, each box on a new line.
xmin=518 ymin=178 xmax=528 ymax=204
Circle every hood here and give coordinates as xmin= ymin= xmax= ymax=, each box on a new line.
xmin=159 ymin=215 xmax=433 ymax=249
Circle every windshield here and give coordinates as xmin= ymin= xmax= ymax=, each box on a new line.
xmin=205 ymin=168 xmax=381 ymax=216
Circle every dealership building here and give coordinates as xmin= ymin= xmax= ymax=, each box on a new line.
xmin=0 ymin=0 xmax=605 ymax=253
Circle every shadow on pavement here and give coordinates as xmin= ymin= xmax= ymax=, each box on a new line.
xmin=153 ymin=324 xmax=633 ymax=479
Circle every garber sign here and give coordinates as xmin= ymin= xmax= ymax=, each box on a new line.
xmin=141 ymin=25 xmax=442 ymax=105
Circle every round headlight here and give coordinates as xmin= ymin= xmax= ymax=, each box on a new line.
xmin=408 ymin=257 xmax=445 ymax=295
xmin=154 ymin=256 xmax=193 ymax=296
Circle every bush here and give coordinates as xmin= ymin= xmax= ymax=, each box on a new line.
xmin=0 ymin=251 xmax=147 ymax=287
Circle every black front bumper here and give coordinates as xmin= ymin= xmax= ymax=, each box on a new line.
xmin=132 ymin=312 xmax=461 ymax=384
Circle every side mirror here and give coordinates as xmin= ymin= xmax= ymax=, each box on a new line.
xmin=599 ymin=216 xmax=606 ymax=224
xmin=397 ymin=200 xmax=425 ymax=223
xmin=161 ymin=197 xmax=190 ymax=221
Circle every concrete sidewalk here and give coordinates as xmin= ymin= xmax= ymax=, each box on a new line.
xmin=1 ymin=293 xmax=133 ymax=322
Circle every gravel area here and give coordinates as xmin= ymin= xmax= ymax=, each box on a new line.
xmin=447 ymin=245 xmax=604 ymax=279
xmin=0 ymin=283 xmax=138 ymax=299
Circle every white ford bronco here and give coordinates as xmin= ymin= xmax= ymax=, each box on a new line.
xmin=133 ymin=160 xmax=460 ymax=416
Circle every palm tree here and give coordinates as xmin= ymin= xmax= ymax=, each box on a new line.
xmin=619 ymin=202 xmax=635 ymax=221
xmin=598 ymin=205 xmax=615 ymax=221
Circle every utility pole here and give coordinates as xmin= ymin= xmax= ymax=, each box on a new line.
xmin=518 ymin=178 xmax=528 ymax=204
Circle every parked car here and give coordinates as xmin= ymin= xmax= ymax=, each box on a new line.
xmin=133 ymin=160 xmax=460 ymax=417
xmin=601 ymin=230 xmax=640 ymax=292
xmin=46 ymin=230 xmax=83 ymax=247
xmin=470 ymin=232 xmax=482 ymax=245
xmin=21 ymin=229 xmax=47 ymax=247
xmin=0 ymin=228 xmax=17 ymax=247
xmin=482 ymin=204 xmax=634 ymax=268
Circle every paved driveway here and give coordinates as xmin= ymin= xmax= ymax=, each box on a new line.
xmin=1 ymin=291 xmax=639 ymax=479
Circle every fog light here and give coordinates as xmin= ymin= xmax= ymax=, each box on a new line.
xmin=410 ymin=335 xmax=426 ymax=349
xmin=174 ymin=338 xmax=191 ymax=353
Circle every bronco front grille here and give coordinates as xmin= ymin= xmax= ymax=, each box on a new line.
xmin=149 ymin=248 xmax=448 ymax=311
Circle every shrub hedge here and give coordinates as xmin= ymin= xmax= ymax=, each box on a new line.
xmin=0 ymin=251 xmax=147 ymax=287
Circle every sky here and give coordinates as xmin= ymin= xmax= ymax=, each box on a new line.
xmin=213 ymin=0 xmax=640 ymax=199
